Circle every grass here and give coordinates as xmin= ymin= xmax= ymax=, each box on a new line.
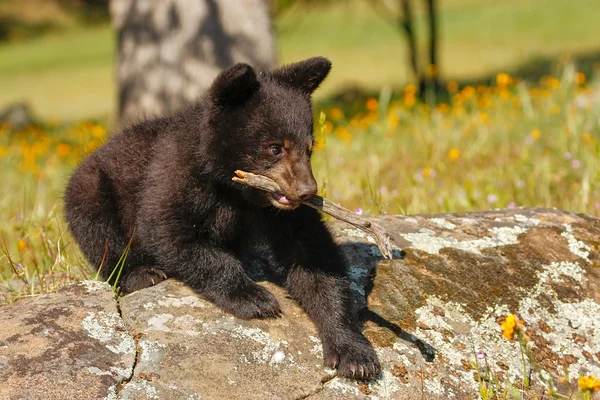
xmin=1 ymin=0 xmax=600 ymax=120
xmin=1 ymin=62 xmax=599 ymax=300
xmin=0 ymin=26 xmax=115 ymax=121
xmin=313 ymin=63 xmax=600 ymax=217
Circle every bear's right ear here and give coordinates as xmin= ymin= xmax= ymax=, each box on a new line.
xmin=209 ymin=63 xmax=260 ymax=106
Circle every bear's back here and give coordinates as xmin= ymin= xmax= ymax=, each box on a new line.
xmin=93 ymin=115 xmax=176 ymax=231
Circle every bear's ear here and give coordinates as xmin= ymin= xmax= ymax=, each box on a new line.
xmin=210 ymin=63 xmax=260 ymax=106
xmin=271 ymin=57 xmax=332 ymax=95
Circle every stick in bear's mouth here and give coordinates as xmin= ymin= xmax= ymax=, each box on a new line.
xmin=232 ymin=169 xmax=394 ymax=259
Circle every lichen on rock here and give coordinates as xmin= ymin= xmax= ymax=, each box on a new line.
xmin=2 ymin=208 xmax=600 ymax=399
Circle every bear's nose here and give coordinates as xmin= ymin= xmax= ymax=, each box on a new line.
xmin=297 ymin=181 xmax=317 ymax=201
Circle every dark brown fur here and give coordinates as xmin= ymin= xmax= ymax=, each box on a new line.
xmin=64 ymin=57 xmax=380 ymax=380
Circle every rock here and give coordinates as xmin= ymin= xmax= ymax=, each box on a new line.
xmin=119 ymin=280 xmax=330 ymax=400
xmin=0 ymin=281 xmax=135 ymax=400
xmin=2 ymin=207 xmax=600 ymax=399
xmin=0 ymin=102 xmax=35 ymax=132
xmin=333 ymin=207 xmax=600 ymax=399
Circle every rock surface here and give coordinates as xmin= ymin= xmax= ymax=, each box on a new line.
xmin=118 ymin=280 xmax=330 ymax=399
xmin=1 ymin=207 xmax=600 ymax=399
xmin=0 ymin=281 xmax=135 ymax=400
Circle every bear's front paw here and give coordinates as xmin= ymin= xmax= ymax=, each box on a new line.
xmin=221 ymin=283 xmax=282 ymax=320
xmin=323 ymin=334 xmax=380 ymax=381
xmin=121 ymin=266 xmax=168 ymax=294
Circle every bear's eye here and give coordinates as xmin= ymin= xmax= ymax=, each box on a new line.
xmin=270 ymin=145 xmax=283 ymax=156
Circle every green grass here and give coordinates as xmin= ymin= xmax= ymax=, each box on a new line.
xmin=2 ymin=63 xmax=599 ymax=302
xmin=0 ymin=26 xmax=115 ymax=121
xmin=310 ymin=65 xmax=600 ymax=216
xmin=1 ymin=0 xmax=600 ymax=120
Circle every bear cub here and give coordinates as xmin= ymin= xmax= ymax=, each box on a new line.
xmin=65 ymin=57 xmax=380 ymax=380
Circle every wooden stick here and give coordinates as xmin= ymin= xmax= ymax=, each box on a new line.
xmin=232 ymin=170 xmax=394 ymax=259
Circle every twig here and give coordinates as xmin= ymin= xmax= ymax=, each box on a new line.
xmin=232 ymin=170 xmax=394 ymax=259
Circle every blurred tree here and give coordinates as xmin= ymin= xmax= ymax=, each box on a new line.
xmin=274 ymin=0 xmax=440 ymax=98
xmin=66 ymin=0 xmax=110 ymax=22
xmin=110 ymin=0 xmax=276 ymax=126
xmin=371 ymin=0 xmax=440 ymax=97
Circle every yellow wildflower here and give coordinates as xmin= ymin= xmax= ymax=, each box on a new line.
xmin=324 ymin=121 xmax=333 ymax=134
xmin=578 ymin=375 xmax=600 ymax=392
xmin=496 ymin=72 xmax=512 ymax=87
xmin=313 ymin=138 xmax=325 ymax=151
xmin=540 ymin=89 xmax=552 ymax=99
xmin=436 ymin=103 xmax=449 ymax=113
xmin=91 ymin=124 xmax=106 ymax=138
xmin=334 ymin=127 xmax=352 ymax=144
xmin=542 ymin=76 xmax=560 ymax=90
xmin=423 ymin=167 xmax=433 ymax=178
xmin=17 ymin=239 xmax=27 ymax=251
xmin=448 ymin=148 xmax=460 ymax=162
xmin=479 ymin=112 xmax=489 ymax=124
xmin=366 ymin=98 xmax=378 ymax=112
xmin=57 ymin=143 xmax=71 ymax=157
xmin=404 ymin=84 xmax=417 ymax=95
xmin=404 ymin=93 xmax=416 ymax=107
xmin=453 ymin=106 xmax=465 ymax=118
xmin=461 ymin=86 xmax=475 ymax=100
xmin=478 ymin=96 xmax=492 ymax=108
xmin=329 ymin=108 xmax=344 ymax=121
xmin=501 ymin=314 xmax=517 ymax=340
xmin=576 ymin=72 xmax=586 ymax=85
xmin=446 ymin=80 xmax=459 ymax=93
xmin=84 ymin=140 xmax=102 ymax=154
xmin=582 ymin=132 xmax=594 ymax=144
xmin=388 ymin=114 xmax=400 ymax=128
xmin=530 ymin=129 xmax=541 ymax=140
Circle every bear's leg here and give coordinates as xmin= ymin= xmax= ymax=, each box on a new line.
xmin=274 ymin=209 xmax=380 ymax=380
xmin=65 ymin=159 xmax=136 ymax=283
xmin=146 ymin=240 xmax=282 ymax=319
xmin=285 ymin=265 xmax=380 ymax=380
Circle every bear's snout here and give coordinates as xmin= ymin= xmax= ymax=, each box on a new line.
xmin=297 ymin=179 xmax=317 ymax=201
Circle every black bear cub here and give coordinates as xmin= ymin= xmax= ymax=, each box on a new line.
xmin=65 ymin=57 xmax=380 ymax=380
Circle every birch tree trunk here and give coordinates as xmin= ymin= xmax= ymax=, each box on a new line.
xmin=110 ymin=0 xmax=277 ymax=126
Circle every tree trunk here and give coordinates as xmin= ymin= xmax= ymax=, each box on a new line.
xmin=110 ymin=0 xmax=277 ymax=126
xmin=422 ymin=0 xmax=439 ymax=95
xmin=398 ymin=0 xmax=419 ymax=84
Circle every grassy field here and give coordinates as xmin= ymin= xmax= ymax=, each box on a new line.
xmin=1 ymin=0 xmax=600 ymax=120
xmin=1 ymin=62 xmax=599 ymax=300
xmin=1 ymin=0 xmax=600 ymax=298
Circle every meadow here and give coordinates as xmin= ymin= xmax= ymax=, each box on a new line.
xmin=1 ymin=61 xmax=599 ymax=302
xmin=2 ymin=0 xmax=600 ymax=297
xmin=1 ymin=0 xmax=600 ymax=120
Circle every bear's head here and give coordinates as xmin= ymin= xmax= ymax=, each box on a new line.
xmin=207 ymin=57 xmax=332 ymax=210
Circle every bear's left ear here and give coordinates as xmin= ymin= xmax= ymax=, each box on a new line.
xmin=271 ymin=57 xmax=332 ymax=95
xmin=210 ymin=63 xmax=260 ymax=106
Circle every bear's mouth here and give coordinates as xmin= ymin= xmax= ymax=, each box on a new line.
xmin=270 ymin=192 xmax=300 ymax=210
